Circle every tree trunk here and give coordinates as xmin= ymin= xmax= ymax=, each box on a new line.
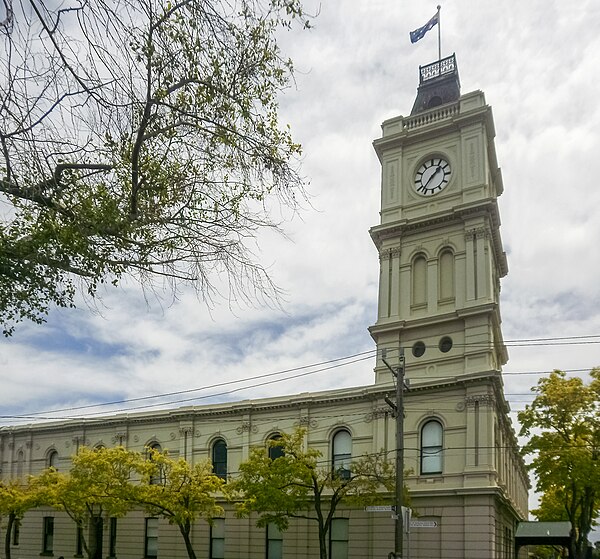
xmin=179 ymin=523 xmax=197 ymax=559
xmin=318 ymin=523 xmax=328 ymax=559
xmin=87 ymin=516 xmax=104 ymax=559
xmin=4 ymin=512 xmax=15 ymax=559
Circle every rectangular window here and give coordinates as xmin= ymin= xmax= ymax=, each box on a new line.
xmin=109 ymin=517 xmax=117 ymax=557
xmin=329 ymin=518 xmax=349 ymax=559
xmin=76 ymin=524 xmax=84 ymax=556
xmin=145 ymin=518 xmax=158 ymax=558
xmin=42 ymin=516 xmax=54 ymax=554
xmin=12 ymin=518 xmax=20 ymax=546
xmin=210 ymin=518 xmax=225 ymax=559
xmin=266 ymin=522 xmax=283 ymax=559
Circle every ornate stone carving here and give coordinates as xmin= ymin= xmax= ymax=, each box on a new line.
xmin=112 ymin=431 xmax=127 ymax=444
xmin=295 ymin=416 xmax=317 ymax=428
xmin=465 ymin=394 xmax=495 ymax=408
xmin=236 ymin=421 xmax=257 ymax=435
xmin=388 ymin=164 xmax=396 ymax=201
xmin=179 ymin=427 xmax=193 ymax=436
xmin=364 ymin=407 xmax=390 ymax=423
xmin=169 ymin=432 xmax=177 ymax=440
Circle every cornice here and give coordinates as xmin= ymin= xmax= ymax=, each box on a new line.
xmin=371 ymin=199 xmax=501 ymax=241
xmin=369 ymin=303 xmax=500 ymax=336
xmin=373 ymin=97 xmax=493 ymax=159
xmin=0 ymin=373 xmax=510 ymax=436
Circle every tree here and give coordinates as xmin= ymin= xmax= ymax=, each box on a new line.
xmin=519 ymin=369 xmax=600 ymax=559
xmin=0 ymin=0 xmax=310 ymax=336
xmin=37 ymin=446 xmax=142 ymax=559
xmin=136 ymin=447 xmax=225 ymax=559
xmin=232 ymin=428 xmax=398 ymax=559
xmin=0 ymin=477 xmax=43 ymax=559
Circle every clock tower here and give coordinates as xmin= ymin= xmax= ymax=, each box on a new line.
xmin=369 ymin=55 xmax=509 ymax=384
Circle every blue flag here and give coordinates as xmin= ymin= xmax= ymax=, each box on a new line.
xmin=409 ymin=12 xmax=439 ymax=43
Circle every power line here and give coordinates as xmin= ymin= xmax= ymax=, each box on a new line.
xmin=2 ymin=334 xmax=599 ymax=422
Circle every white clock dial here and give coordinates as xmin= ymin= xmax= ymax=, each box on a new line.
xmin=414 ymin=157 xmax=452 ymax=196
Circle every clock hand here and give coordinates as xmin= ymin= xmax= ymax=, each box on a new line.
xmin=423 ymin=166 xmax=442 ymax=188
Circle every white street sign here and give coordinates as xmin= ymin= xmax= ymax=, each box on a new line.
xmin=365 ymin=505 xmax=394 ymax=512
xmin=410 ymin=520 xmax=438 ymax=528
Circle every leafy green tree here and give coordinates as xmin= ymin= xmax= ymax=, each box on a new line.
xmin=0 ymin=0 xmax=310 ymax=336
xmin=0 ymin=477 xmax=43 ymax=559
xmin=136 ymin=447 xmax=225 ymax=559
xmin=232 ymin=428 xmax=398 ymax=559
xmin=519 ymin=368 xmax=600 ymax=559
xmin=37 ymin=446 xmax=142 ymax=559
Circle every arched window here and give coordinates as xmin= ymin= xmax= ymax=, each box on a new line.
xmin=332 ymin=430 xmax=352 ymax=479
xmin=439 ymin=249 xmax=455 ymax=301
xmin=421 ymin=420 xmax=443 ymax=475
xmin=212 ymin=439 xmax=228 ymax=480
xmin=16 ymin=450 xmax=24 ymax=478
xmin=47 ymin=450 xmax=59 ymax=470
xmin=147 ymin=442 xmax=163 ymax=484
xmin=268 ymin=434 xmax=285 ymax=461
xmin=412 ymin=254 xmax=427 ymax=306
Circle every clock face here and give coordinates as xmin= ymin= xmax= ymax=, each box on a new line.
xmin=414 ymin=157 xmax=452 ymax=196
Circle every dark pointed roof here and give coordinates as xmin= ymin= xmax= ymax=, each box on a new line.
xmin=411 ymin=54 xmax=461 ymax=115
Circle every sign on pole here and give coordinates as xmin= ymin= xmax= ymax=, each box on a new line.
xmin=410 ymin=520 xmax=438 ymax=528
xmin=365 ymin=505 xmax=395 ymax=512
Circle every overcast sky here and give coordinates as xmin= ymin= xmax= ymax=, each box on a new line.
xmin=1 ymin=0 xmax=599 ymax=517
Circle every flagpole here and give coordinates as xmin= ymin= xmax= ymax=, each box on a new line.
xmin=437 ymin=5 xmax=441 ymax=61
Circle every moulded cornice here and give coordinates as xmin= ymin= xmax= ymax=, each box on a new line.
xmin=370 ymin=199 xmax=501 ymax=245
xmin=370 ymin=201 xmax=508 ymax=277
xmin=0 ymin=375 xmax=510 ymax=437
xmin=373 ymin=95 xmax=494 ymax=161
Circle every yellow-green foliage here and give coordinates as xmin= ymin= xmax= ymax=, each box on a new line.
xmin=519 ymin=368 xmax=600 ymax=559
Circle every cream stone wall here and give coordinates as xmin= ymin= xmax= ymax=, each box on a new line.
xmin=0 ymin=80 xmax=530 ymax=559
xmin=0 ymin=378 xmax=528 ymax=559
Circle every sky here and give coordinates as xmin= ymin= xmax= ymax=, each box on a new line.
xmin=1 ymin=0 xmax=600 ymax=518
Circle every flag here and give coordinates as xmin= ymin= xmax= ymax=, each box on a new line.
xmin=409 ymin=12 xmax=439 ymax=43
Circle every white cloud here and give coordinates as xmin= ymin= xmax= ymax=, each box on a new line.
xmin=1 ymin=0 xmax=599 ymax=463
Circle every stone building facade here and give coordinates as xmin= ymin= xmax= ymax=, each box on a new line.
xmin=0 ymin=56 xmax=530 ymax=559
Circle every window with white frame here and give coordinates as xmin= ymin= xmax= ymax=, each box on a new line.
xmin=145 ymin=517 xmax=158 ymax=558
xmin=147 ymin=443 xmax=163 ymax=485
xmin=210 ymin=518 xmax=225 ymax=559
xmin=16 ymin=450 xmax=24 ymax=478
xmin=76 ymin=524 xmax=84 ymax=556
xmin=332 ymin=430 xmax=352 ymax=479
xmin=12 ymin=518 xmax=20 ymax=546
xmin=108 ymin=517 xmax=117 ymax=558
xmin=329 ymin=518 xmax=349 ymax=559
xmin=268 ymin=434 xmax=285 ymax=461
xmin=212 ymin=439 xmax=228 ymax=480
xmin=421 ymin=420 xmax=443 ymax=475
xmin=266 ymin=522 xmax=283 ymax=559
xmin=48 ymin=449 xmax=59 ymax=470
xmin=42 ymin=516 xmax=54 ymax=554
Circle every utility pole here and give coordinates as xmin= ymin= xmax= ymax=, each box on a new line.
xmin=383 ymin=347 xmax=407 ymax=559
